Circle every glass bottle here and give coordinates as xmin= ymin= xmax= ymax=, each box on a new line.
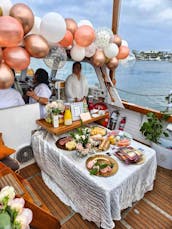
xmin=88 ymin=95 xmax=94 ymax=111
xmin=64 ymin=103 xmax=72 ymax=125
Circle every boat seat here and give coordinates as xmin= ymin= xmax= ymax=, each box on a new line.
xmin=0 ymin=132 xmax=20 ymax=171
xmin=1 ymin=157 xmax=20 ymax=171
xmin=0 ymin=162 xmax=61 ymax=229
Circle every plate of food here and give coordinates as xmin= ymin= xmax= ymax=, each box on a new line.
xmin=114 ymin=146 xmax=145 ymax=165
xmin=56 ymin=136 xmax=76 ymax=151
xmin=90 ymin=135 xmax=110 ymax=152
xmin=86 ymin=154 xmax=118 ymax=176
xmin=90 ymin=126 xmax=107 ymax=136
xmin=107 ymin=130 xmax=132 ymax=147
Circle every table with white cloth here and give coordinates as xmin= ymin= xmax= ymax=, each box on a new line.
xmin=31 ymin=130 xmax=157 ymax=229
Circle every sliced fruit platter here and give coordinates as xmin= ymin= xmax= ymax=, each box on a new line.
xmin=86 ymin=154 xmax=118 ymax=176
xmin=114 ymin=146 xmax=145 ymax=165
xmin=107 ymin=130 xmax=132 ymax=147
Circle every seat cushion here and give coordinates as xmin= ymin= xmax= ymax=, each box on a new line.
xmin=0 ymin=145 xmax=15 ymax=160
xmin=0 ymin=133 xmax=15 ymax=160
xmin=1 ymin=157 xmax=20 ymax=171
xmin=0 ymin=132 xmax=4 ymax=145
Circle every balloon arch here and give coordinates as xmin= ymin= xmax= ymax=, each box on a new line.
xmin=0 ymin=0 xmax=129 ymax=88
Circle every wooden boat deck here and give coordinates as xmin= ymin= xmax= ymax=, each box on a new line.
xmin=19 ymin=163 xmax=172 ymax=229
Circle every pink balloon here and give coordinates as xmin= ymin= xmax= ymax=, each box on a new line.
xmin=59 ymin=30 xmax=73 ymax=47
xmin=3 ymin=47 xmax=30 ymax=70
xmin=116 ymin=46 xmax=130 ymax=59
xmin=0 ymin=16 xmax=24 ymax=47
xmin=74 ymin=25 xmax=95 ymax=47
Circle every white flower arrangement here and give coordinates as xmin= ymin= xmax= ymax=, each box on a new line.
xmin=0 ymin=186 xmax=33 ymax=229
xmin=45 ymin=100 xmax=65 ymax=123
xmin=71 ymin=127 xmax=92 ymax=157
xmin=46 ymin=100 xmax=65 ymax=114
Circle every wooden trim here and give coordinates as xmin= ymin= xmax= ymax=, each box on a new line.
xmin=122 ymin=101 xmax=172 ymax=122
xmin=36 ymin=114 xmax=108 ymax=135
xmin=25 ymin=200 xmax=61 ymax=229
xmin=112 ymin=0 xmax=121 ymax=34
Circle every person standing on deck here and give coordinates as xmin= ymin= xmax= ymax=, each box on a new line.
xmin=0 ymin=70 xmax=25 ymax=109
xmin=65 ymin=62 xmax=88 ymax=101
xmin=26 ymin=68 xmax=52 ymax=118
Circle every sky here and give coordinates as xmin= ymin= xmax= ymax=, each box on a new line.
xmin=12 ymin=0 xmax=172 ymax=51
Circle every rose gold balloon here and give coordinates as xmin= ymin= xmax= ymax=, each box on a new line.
xmin=74 ymin=25 xmax=95 ymax=47
xmin=59 ymin=30 xmax=73 ymax=47
xmin=24 ymin=34 xmax=50 ymax=58
xmin=112 ymin=34 xmax=122 ymax=47
xmin=65 ymin=18 xmax=78 ymax=35
xmin=107 ymin=57 xmax=119 ymax=70
xmin=0 ymin=48 xmax=2 ymax=64
xmin=92 ymin=50 xmax=106 ymax=67
xmin=10 ymin=3 xmax=34 ymax=34
xmin=3 ymin=47 xmax=30 ymax=71
xmin=116 ymin=46 xmax=130 ymax=59
xmin=0 ymin=63 xmax=14 ymax=89
xmin=0 ymin=16 xmax=24 ymax=47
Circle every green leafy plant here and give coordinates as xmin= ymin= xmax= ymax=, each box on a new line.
xmin=70 ymin=126 xmax=90 ymax=147
xmin=140 ymin=112 xmax=170 ymax=143
xmin=52 ymin=108 xmax=61 ymax=115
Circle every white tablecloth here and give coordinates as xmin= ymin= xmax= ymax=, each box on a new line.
xmin=32 ymin=130 xmax=157 ymax=229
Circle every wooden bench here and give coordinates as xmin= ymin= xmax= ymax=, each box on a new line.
xmin=0 ymin=162 xmax=61 ymax=229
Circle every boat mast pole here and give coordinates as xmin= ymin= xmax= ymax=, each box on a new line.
xmin=112 ymin=0 xmax=121 ymax=34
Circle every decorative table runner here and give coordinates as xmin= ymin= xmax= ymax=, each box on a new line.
xmin=32 ymin=130 xmax=157 ymax=229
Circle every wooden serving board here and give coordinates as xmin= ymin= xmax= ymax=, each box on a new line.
xmin=36 ymin=114 xmax=108 ymax=136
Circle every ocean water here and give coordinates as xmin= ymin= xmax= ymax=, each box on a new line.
xmin=30 ymin=59 xmax=172 ymax=111
xmin=115 ymin=61 xmax=172 ymax=111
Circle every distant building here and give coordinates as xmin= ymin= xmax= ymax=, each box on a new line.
xmin=132 ymin=50 xmax=172 ymax=61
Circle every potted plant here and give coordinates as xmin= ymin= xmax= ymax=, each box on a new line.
xmin=140 ymin=112 xmax=172 ymax=169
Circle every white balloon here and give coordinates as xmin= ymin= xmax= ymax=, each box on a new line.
xmin=78 ymin=20 xmax=93 ymax=28
xmin=85 ymin=43 xmax=96 ymax=58
xmin=66 ymin=45 xmax=72 ymax=50
xmin=48 ymin=41 xmax=58 ymax=48
xmin=28 ymin=16 xmax=41 ymax=35
xmin=40 ymin=12 xmax=66 ymax=43
xmin=95 ymin=27 xmax=113 ymax=49
xmin=70 ymin=45 xmax=85 ymax=61
xmin=104 ymin=43 xmax=119 ymax=58
xmin=121 ymin=40 xmax=128 ymax=47
xmin=0 ymin=0 xmax=12 ymax=15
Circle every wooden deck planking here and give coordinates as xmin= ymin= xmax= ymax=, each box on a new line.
xmin=20 ymin=163 xmax=172 ymax=229
xmin=125 ymin=200 xmax=172 ymax=229
xmin=145 ymin=167 xmax=172 ymax=216
xmin=29 ymin=175 xmax=71 ymax=220
xmin=19 ymin=163 xmax=41 ymax=179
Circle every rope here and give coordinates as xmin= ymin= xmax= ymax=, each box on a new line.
xmin=116 ymin=88 xmax=166 ymax=97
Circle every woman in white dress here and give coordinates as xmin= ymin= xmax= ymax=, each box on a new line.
xmin=26 ymin=68 xmax=52 ymax=118
xmin=65 ymin=62 xmax=88 ymax=101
